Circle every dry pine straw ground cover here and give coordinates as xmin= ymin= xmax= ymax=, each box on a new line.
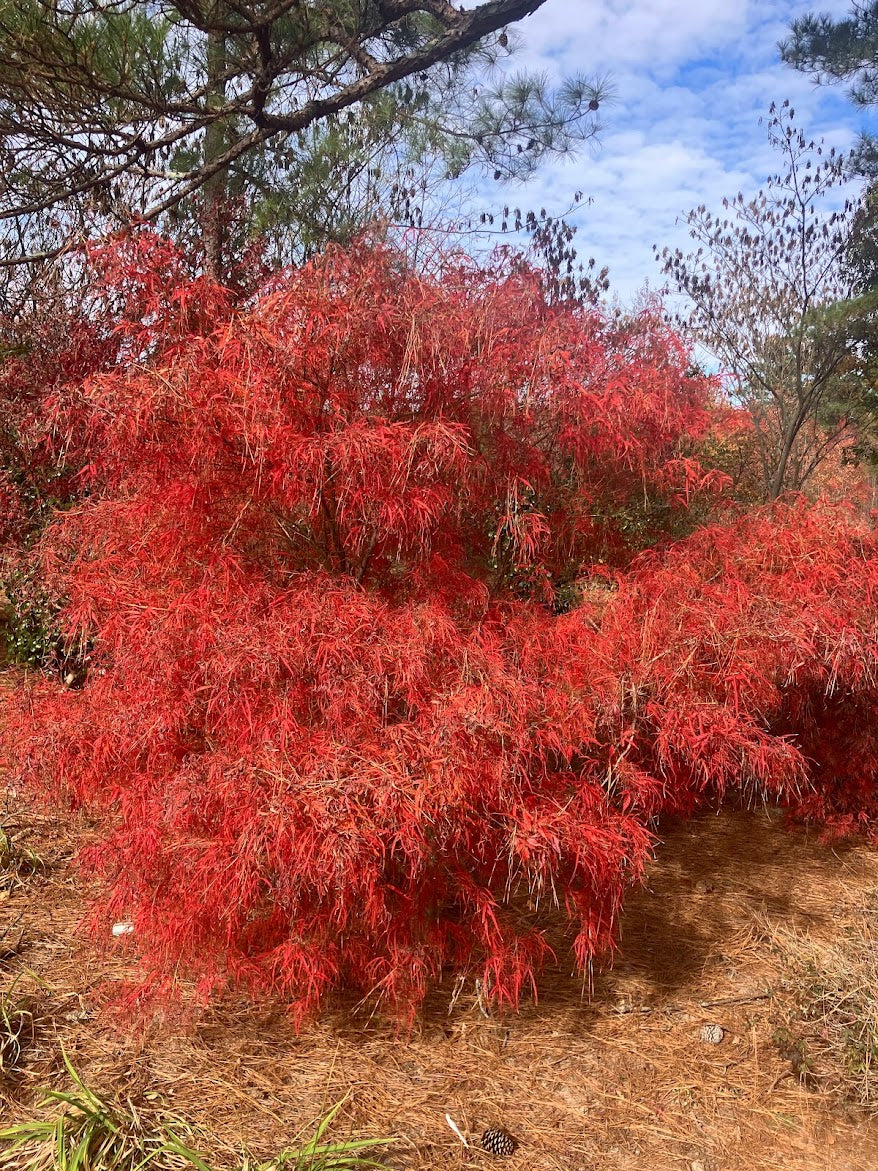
xmin=2 ymin=795 xmax=878 ymax=1171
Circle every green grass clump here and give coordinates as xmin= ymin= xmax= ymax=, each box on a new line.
xmin=240 ymin=1094 xmax=392 ymax=1171
xmin=0 ymin=1049 xmax=393 ymax=1171
xmin=0 ymin=1048 xmax=201 ymax=1171
xmin=0 ymin=826 xmax=45 ymax=886
xmin=0 ymin=996 xmax=31 ymax=1077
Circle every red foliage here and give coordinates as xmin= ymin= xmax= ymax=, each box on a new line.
xmin=593 ymin=501 xmax=878 ymax=827
xmin=7 ymin=235 xmax=877 ymax=1019
xmin=0 ymin=235 xmax=230 ymax=562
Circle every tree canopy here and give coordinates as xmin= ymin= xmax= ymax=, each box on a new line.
xmin=0 ymin=0 xmax=606 ymax=274
xmin=781 ymin=2 xmax=878 ymax=107
xmin=658 ymin=104 xmax=865 ymax=500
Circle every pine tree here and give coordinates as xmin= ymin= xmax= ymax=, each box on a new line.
xmin=0 ymin=0 xmax=607 ymax=277
xmin=781 ymin=3 xmax=878 ymax=107
xmin=781 ymin=4 xmax=878 ymax=466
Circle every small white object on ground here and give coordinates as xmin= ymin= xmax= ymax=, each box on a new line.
xmin=112 ymin=920 xmax=134 ymax=937
xmin=445 ymin=1115 xmax=469 ymax=1148
xmin=699 ymin=1022 xmax=724 ymax=1045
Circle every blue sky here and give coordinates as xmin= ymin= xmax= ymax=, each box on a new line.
xmin=476 ymin=0 xmax=873 ymax=303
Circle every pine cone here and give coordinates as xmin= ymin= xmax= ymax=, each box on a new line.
xmin=481 ymin=1127 xmax=518 ymax=1157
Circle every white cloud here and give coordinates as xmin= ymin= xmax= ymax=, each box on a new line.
xmin=508 ymin=0 xmax=746 ymax=70
xmin=464 ymin=0 xmax=872 ymax=302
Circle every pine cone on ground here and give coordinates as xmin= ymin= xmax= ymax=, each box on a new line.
xmin=481 ymin=1127 xmax=518 ymax=1157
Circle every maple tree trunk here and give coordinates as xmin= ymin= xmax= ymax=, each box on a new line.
xmin=768 ymin=401 xmax=809 ymax=500
xmin=768 ymin=433 xmax=795 ymax=501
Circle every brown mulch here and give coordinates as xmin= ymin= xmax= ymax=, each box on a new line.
xmin=2 ymin=795 xmax=878 ymax=1171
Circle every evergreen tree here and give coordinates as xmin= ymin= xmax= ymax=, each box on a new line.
xmin=781 ymin=3 xmax=878 ymax=108
xmin=781 ymin=4 xmax=878 ymax=467
xmin=0 ymin=0 xmax=607 ymax=277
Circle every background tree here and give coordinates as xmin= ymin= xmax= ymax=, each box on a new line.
xmin=657 ymin=103 xmax=865 ymax=501
xmin=0 ymin=0 xmax=608 ymax=277
xmin=780 ymin=2 xmax=878 ymax=111
xmin=781 ymin=2 xmax=878 ymax=473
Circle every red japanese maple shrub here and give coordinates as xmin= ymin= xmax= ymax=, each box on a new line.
xmin=590 ymin=500 xmax=878 ymax=829
xmin=0 ymin=234 xmax=234 ymax=675
xmin=2 ymin=234 xmax=728 ymax=1018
